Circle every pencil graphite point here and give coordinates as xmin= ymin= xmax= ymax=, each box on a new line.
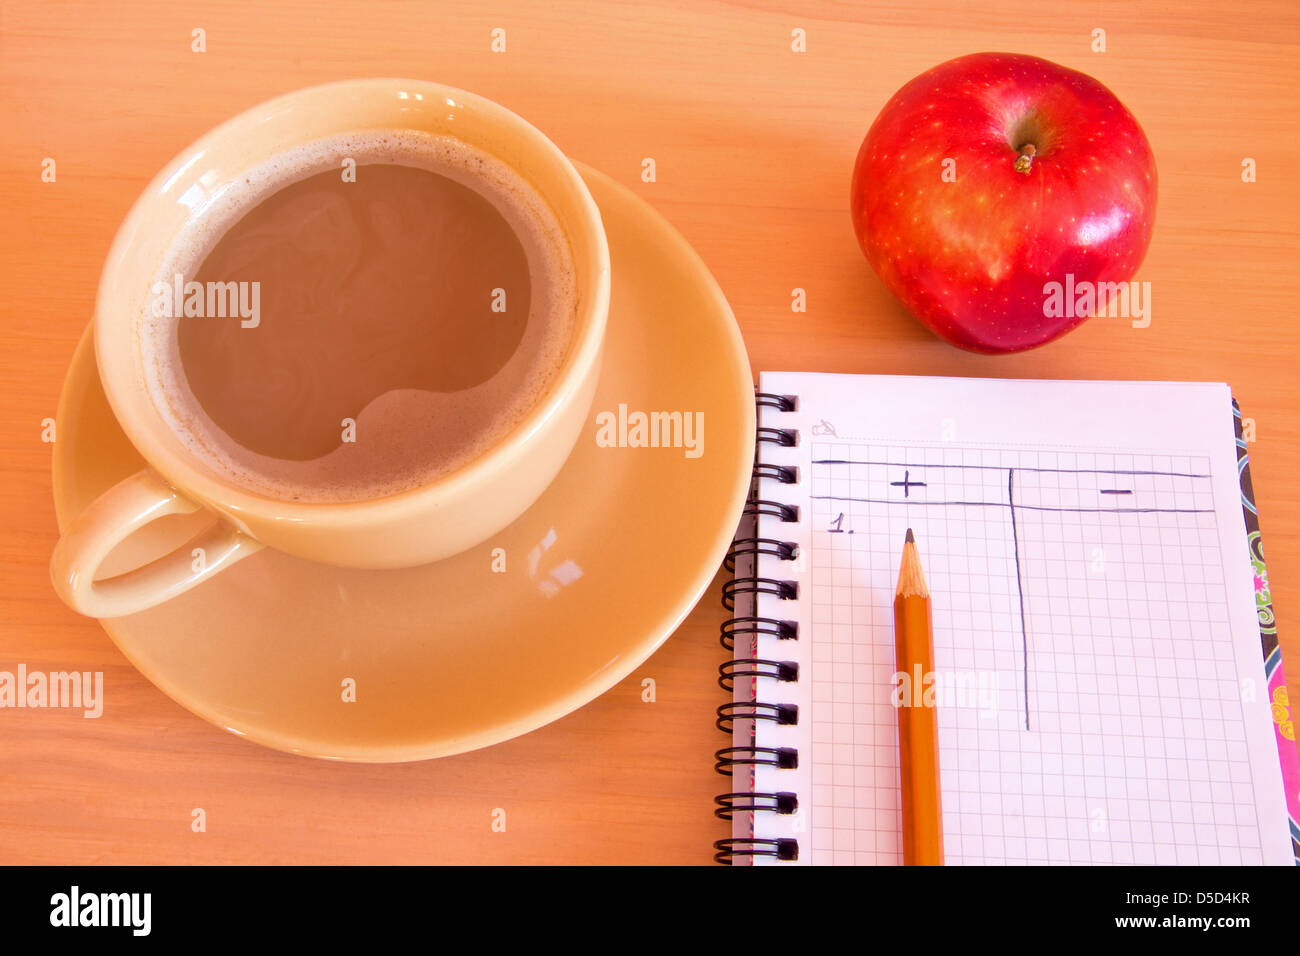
xmin=896 ymin=529 xmax=928 ymax=598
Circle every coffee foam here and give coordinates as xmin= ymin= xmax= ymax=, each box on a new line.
xmin=142 ymin=129 xmax=579 ymax=503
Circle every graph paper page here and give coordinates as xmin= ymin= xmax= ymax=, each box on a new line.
xmin=746 ymin=373 xmax=1292 ymax=865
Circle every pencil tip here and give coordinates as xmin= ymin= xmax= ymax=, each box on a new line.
xmin=896 ymin=528 xmax=928 ymax=597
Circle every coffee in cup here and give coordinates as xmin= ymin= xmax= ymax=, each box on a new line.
xmin=152 ymin=129 xmax=578 ymax=503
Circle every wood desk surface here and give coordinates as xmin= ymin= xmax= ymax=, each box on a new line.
xmin=2 ymin=1 xmax=1297 ymax=865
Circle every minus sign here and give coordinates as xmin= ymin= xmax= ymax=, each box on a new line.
xmin=1099 ymin=489 xmax=1133 ymax=495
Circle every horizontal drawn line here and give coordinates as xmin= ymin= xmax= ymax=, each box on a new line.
xmin=811 ymin=459 xmax=1210 ymax=479
xmin=1099 ymin=489 xmax=1134 ymax=495
xmin=815 ymin=495 xmax=1006 ymax=508
xmin=809 ymin=495 xmax=1213 ymax=515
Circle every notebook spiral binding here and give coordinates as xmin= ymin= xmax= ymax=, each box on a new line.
xmin=713 ymin=390 xmax=801 ymax=865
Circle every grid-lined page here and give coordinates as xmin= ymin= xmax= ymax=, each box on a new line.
xmin=745 ymin=373 xmax=1293 ymax=865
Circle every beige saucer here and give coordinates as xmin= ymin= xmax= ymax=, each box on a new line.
xmin=52 ymin=164 xmax=754 ymax=761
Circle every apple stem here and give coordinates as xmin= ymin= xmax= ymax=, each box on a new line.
xmin=1014 ymin=143 xmax=1037 ymax=174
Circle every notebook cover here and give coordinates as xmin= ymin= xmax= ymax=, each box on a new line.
xmin=1233 ymin=399 xmax=1300 ymax=864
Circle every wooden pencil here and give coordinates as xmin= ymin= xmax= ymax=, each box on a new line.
xmin=894 ymin=528 xmax=944 ymax=866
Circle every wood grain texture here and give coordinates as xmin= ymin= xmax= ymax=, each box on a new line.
xmin=1 ymin=0 xmax=1297 ymax=865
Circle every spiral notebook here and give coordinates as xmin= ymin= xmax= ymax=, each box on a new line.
xmin=716 ymin=373 xmax=1300 ymax=865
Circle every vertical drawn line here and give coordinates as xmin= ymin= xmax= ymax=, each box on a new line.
xmin=1008 ymin=468 xmax=1030 ymax=731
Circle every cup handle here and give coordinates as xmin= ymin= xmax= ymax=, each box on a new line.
xmin=51 ymin=469 xmax=263 ymax=618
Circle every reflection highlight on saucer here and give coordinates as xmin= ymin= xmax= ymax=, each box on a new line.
xmin=528 ymin=527 xmax=584 ymax=599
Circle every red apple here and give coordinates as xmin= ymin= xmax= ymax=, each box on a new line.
xmin=850 ymin=53 xmax=1157 ymax=353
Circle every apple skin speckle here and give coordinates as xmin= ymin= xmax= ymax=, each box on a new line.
xmin=849 ymin=52 xmax=1158 ymax=354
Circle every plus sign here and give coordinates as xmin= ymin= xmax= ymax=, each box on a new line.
xmin=890 ymin=469 xmax=926 ymax=497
